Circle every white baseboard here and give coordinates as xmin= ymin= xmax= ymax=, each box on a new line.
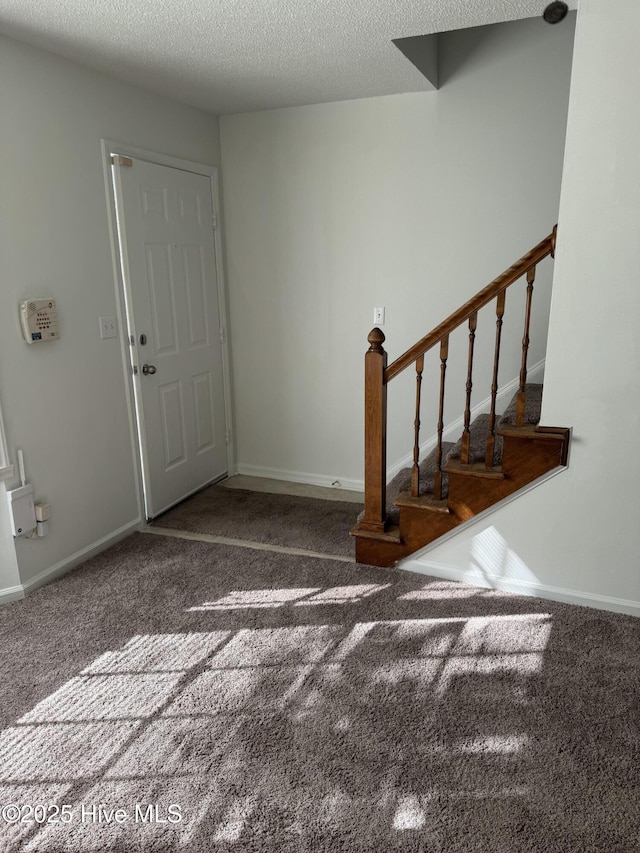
xmin=235 ymin=464 xmax=365 ymax=493
xmin=0 ymin=518 xmax=142 ymax=604
xmin=399 ymin=559 xmax=640 ymax=618
xmin=0 ymin=584 xmax=24 ymax=604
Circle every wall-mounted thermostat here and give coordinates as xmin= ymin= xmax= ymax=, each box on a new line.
xmin=20 ymin=298 xmax=60 ymax=344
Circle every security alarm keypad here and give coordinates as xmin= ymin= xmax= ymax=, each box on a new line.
xmin=19 ymin=299 xmax=59 ymax=343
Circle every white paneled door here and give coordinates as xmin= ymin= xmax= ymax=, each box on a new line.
xmin=112 ymin=157 xmax=228 ymax=518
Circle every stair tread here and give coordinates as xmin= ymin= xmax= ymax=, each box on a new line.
xmin=498 ymin=423 xmax=568 ymax=440
xmin=393 ymin=491 xmax=450 ymax=512
xmin=350 ymin=523 xmax=402 ymax=544
xmin=444 ymin=459 xmax=505 ymax=479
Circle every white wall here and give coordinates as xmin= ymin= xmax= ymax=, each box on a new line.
xmin=0 ymin=36 xmax=221 ymax=588
xmin=404 ymin=0 xmax=640 ymax=615
xmin=220 ymin=16 xmax=575 ymax=490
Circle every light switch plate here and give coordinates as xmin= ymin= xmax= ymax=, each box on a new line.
xmin=373 ymin=306 xmax=385 ymax=325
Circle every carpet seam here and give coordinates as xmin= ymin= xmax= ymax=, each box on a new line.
xmin=143 ymin=526 xmax=356 ymax=563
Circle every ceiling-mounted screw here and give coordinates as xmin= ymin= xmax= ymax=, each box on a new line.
xmin=543 ymin=1 xmax=569 ymax=24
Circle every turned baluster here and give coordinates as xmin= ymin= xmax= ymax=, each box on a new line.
xmin=460 ymin=313 xmax=477 ymax=464
xmin=485 ymin=291 xmax=506 ymax=467
xmin=361 ymin=328 xmax=388 ymax=532
xmin=433 ymin=335 xmax=449 ymax=500
xmin=411 ymin=355 xmax=424 ymax=497
xmin=516 ymin=266 xmax=536 ymax=426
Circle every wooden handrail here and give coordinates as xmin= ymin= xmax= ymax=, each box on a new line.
xmin=385 ymin=228 xmax=556 ymax=382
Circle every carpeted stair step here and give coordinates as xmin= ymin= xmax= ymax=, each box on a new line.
xmin=445 ymin=412 xmax=499 ymax=467
xmin=356 ymin=441 xmax=454 ymax=525
xmin=446 ymin=383 xmax=543 ymax=467
xmin=498 ymin=382 xmax=543 ymax=427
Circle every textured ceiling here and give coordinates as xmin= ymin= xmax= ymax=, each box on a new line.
xmin=0 ymin=0 xmax=578 ymax=114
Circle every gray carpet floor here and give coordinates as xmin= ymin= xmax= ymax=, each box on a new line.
xmin=154 ymin=485 xmax=360 ymax=556
xmin=0 ymin=532 xmax=638 ymax=852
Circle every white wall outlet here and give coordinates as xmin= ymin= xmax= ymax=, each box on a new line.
xmin=373 ymin=306 xmax=385 ymax=325
xmin=99 ymin=315 xmax=118 ymax=339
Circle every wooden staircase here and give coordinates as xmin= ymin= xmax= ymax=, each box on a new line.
xmin=350 ymin=226 xmax=571 ymax=568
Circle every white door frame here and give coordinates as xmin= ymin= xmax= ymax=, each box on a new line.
xmin=101 ymin=139 xmax=235 ymax=523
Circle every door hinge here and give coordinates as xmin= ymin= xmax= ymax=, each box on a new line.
xmin=211 ymin=212 xmax=218 ymax=229
xmin=219 ymin=327 xmax=225 ymax=344
xmin=225 ymin=430 xmax=231 ymax=445
xmin=111 ymin=155 xmax=133 ymax=167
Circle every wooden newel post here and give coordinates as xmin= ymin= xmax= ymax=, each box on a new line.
xmin=361 ymin=327 xmax=387 ymax=532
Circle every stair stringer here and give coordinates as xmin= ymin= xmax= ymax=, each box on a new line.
xmin=398 ymin=459 xmax=569 ymax=570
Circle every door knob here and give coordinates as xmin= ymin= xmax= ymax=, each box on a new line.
xmin=142 ymin=364 xmax=157 ymax=375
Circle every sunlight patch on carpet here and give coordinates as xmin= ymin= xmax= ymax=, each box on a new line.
xmin=187 ymin=583 xmax=391 ymax=611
